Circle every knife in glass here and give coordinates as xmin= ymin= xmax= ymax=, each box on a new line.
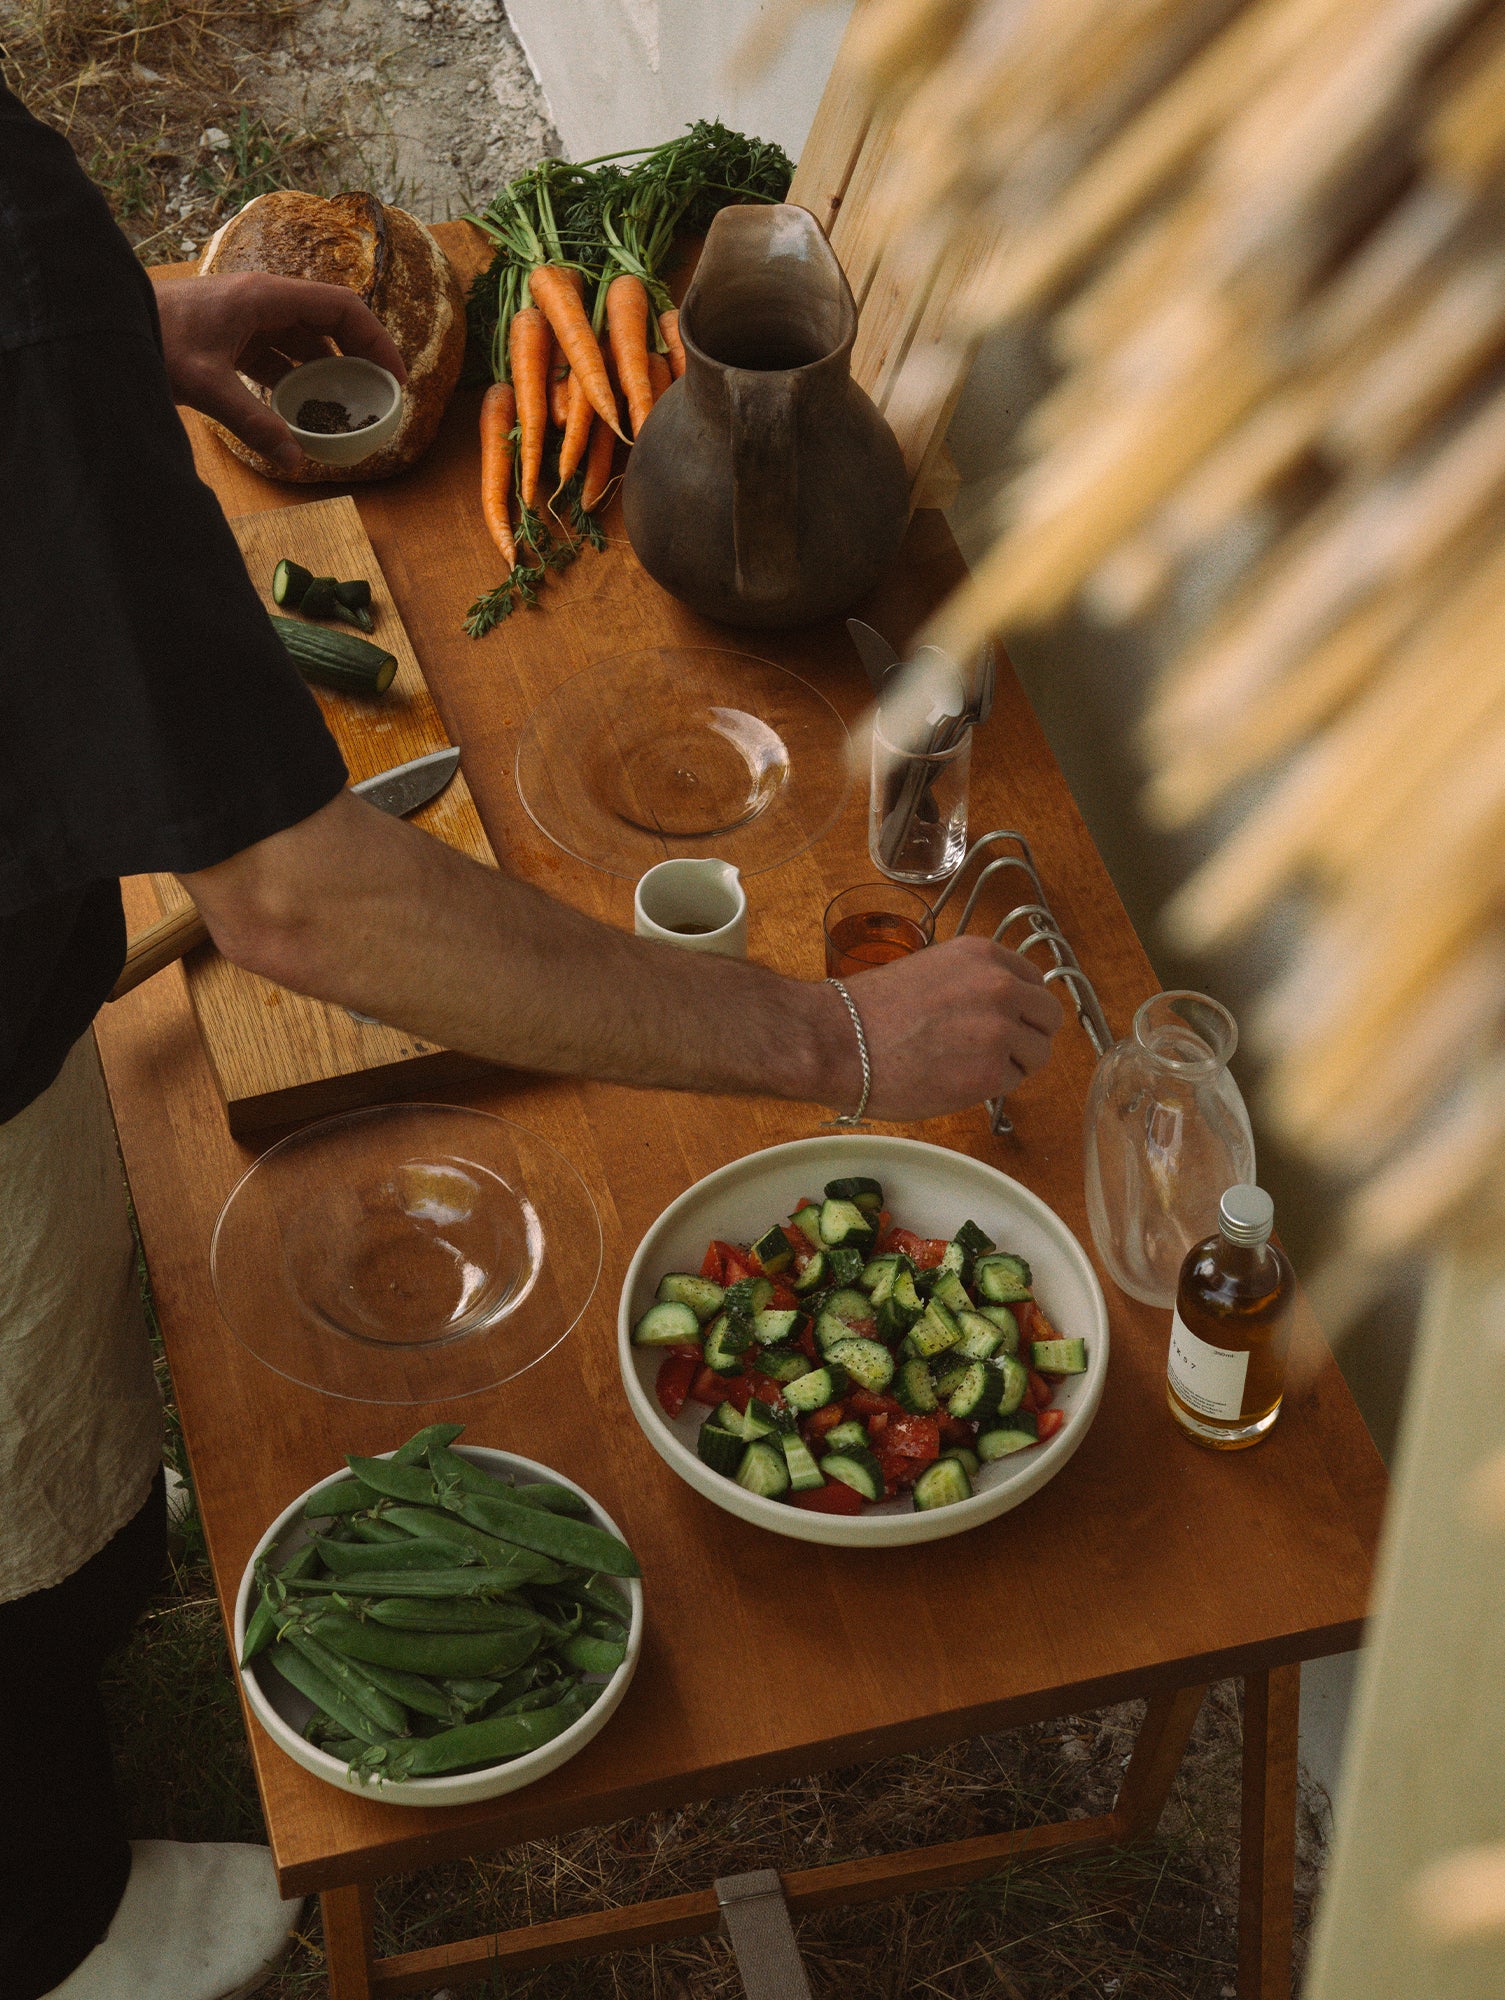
xmin=108 ymin=746 xmax=462 ymax=1000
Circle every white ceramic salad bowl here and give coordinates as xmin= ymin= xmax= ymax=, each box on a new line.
xmin=618 ymin=1135 xmax=1109 ymax=1547
xmin=235 ymin=1445 xmax=642 ymax=1808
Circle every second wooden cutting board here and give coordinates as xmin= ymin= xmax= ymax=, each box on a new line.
xmin=151 ymin=494 xmax=496 ymax=1135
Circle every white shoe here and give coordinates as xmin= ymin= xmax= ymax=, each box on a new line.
xmin=45 ymin=1841 xmax=306 ymax=2000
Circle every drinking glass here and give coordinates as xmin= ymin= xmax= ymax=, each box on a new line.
xmin=823 ymin=884 xmax=934 ymax=978
xmin=869 ymin=708 xmax=971 ymax=884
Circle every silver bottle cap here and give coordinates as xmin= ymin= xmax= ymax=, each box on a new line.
xmin=1220 ymin=1183 xmax=1274 ymax=1246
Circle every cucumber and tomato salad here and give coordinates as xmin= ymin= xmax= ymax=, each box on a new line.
xmin=631 ymin=1176 xmax=1088 ymax=1515
xmin=242 ymin=1424 xmax=638 ymax=1782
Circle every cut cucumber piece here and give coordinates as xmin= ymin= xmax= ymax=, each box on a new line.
xmin=739 ymin=1399 xmax=781 ymax=1440
xmin=953 ymin=1310 xmax=1004 ymax=1361
xmin=272 ymin=558 xmax=313 ymax=608
xmin=819 ymin=1447 xmax=884 ymax=1501
xmin=790 ymin=1250 xmax=828 ymax=1295
xmin=994 ymin=1353 xmax=1029 ymax=1415
xmin=821 ymin=1287 xmax=873 ymax=1325
xmin=913 ymin=1456 xmax=972 ymax=1510
xmin=946 ymin=1360 xmax=1005 ymax=1421
xmin=751 ymin=1225 xmax=794 ymax=1275
xmin=751 ymin=1344 xmax=812 ymax=1385
xmin=779 ymin=1431 xmax=825 ymax=1492
xmin=930 ymin=1268 xmax=971 ymax=1317
xmin=712 ymin=1401 xmax=747 ymax=1436
xmin=1032 ymin=1337 xmax=1087 ymax=1374
xmin=818 ymin=1198 xmax=876 ymax=1249
xmin=697 ymin=1422 xmax=745 ymax=1477
xmin=752 ymin=1308 xmax=808 ymax=1347
xmin=655 ymin=1273 xmax=725 ymax=1322
xmin=952 ymin=1219 xmax=995 ymax=1262
xmin=823 ymin=1175 xmax=884 ymax=1211
xmin=735 ymin=1441 xmax=791 ymax=1498
xmin=632 ymin=1301 xmax=702 ymax=1347
xmin=894 ymin=1357 xmax=939 ymax=1413
xmin=724 ymin=1276 xmax=774 ymax=1317
xmin=975 ymin=1254 xmax=1033 ymax=1303
xmin=783 ymin=1364 xmax=849 ymax=1413
xmin=909 ymin=1299 xmax=962 ymax=1360
xmin=939 ymin=1446 xmax=981 ymax=1479
xmin=822 ymin=1420 xmax=867 ymax=1452
xmin=825 ymin=1335 xmax=894 ymax=1393
xmin=825 ymin=1244 xmax=866 ymax=1288
xmin=978 ymin=1305 xmax=1020 ymax=1353
xmin=703 ymin=1312 xmax=753 ymax=1372
xmin=861 ymin=1252 xmax=900 ymax=1295
xmin=977 ymin=1410 xmax=1039 ymax=1459
xmin=787 ymin=1203 xmax=824 ymax=1246
xmin=933 ymin=1358 xmax=972 ymax=1400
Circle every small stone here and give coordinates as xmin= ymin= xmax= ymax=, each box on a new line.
xmin=201 ymin=126 xmax=231 ymax=151
xmin=464 ymin=77 xmax=481 ymax=93
xmin=428 ymin=52 xmax=448 ymax=65
xmin=132 ymin=62 xmax=164 ymax=83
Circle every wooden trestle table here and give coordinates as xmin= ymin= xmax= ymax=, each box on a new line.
xmin=94 ymin=230 xmax=1385 ymax=1999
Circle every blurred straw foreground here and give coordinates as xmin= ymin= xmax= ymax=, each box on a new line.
xmin=813 ymin=0 xmax=1505 ymax=1320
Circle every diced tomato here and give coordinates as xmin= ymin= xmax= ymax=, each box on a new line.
xmin=875 ymin=1448 xmax=921 ymax=1494
xmin=723 ymin=1374 xmax=754 ymax=1414
xmin=883 ymin=1414 xmax=941 ymax=1461
xmin=1028 ymin=1370 xmax=1053 ymax=1409
xmin=1020 ymin=1297 xmax=1060 ymax=1343
xmin=805 ymin=1401 xmax=848 ymax=1436
xmin=792 ymin=1480 xmax=863 ymax=1515
xmin=689 ymin=1365 xmax=726 ymax=1406
xmin=845 ymin=1316 xmax=880 ymax=1341
xmin=938 ymin=1413 xmax=978 ymax=1446
xmin=877 ymin=1209 xmax=891 ymax=1239
xmin=749 ymin=1375 xmax=786 ymax=1408
xmin=795 ymin=1322 xmax=820 ymax=1362
xmin=1035 ymin=1407 xmax=1065 ymax=1443
xmin=768 ymin=1280 xmax=799 ymax=1312
xmin=655 ymin=1351 xmax=699 ymax=1418
xmin=849 ymin=1388 xmax=905 ymax=1419
xmin=867 ymin=1411 xmax=888 ymax=1439
xmin=712 ymin=1241 xmax=755 ymax=1286
xmin=881 ymin=1227 xmax=929 ymax=1263
xmin=699 ymin=1242 xmax=725 ymax=1283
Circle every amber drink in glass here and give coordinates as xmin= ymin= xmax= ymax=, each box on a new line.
xmin=1167 ymin=1185 xmax=1293 ymax=1450
xmin=823 ymin=884 xmax=934 ymax=978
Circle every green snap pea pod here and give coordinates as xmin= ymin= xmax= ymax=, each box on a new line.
xmin=354 ymin=1658 xmax=457 ymax=1723
xmin=446 ymin=1660 xmax=550 ymax=1713
xmin=557 ymin=1633 xmax=628 ymax=1674
xmin=314 ymin=1535 xmax=470 ymax=1575
xmin=241 ymin=1541 xmax=321 ymax=1664
xmin=351 ymin=1515 xmax=411 ymax=1545
xmin=319 ymin=1736 xmax=371 ymax=1764
xmin=267 ymin=1639 xmax=387 ymax=1745
xmin=581 ymin=1609 xmax=630 ymax=1640
xmin=377 ymin=1505 xmax=563 ymax=1580
xmin=303 ymin=1476 xmax=379 ymax=1521
xmin=363 ymin=1599 xmax=543 ymax=1637
xmin=279 ymin=1626 xmax=411 ymax=1736
xmin=490 ymin=1686 xmax=566 ymax=1717
xmin=389 ymin=1422 xmax=467 ymax=1464
xmin=442 ymin=1676 xmax=503 ymax=1714
xmin=451 ymin=1490 xmax=641 ymax=1578
xmin=428 ymin=1443 xmax=590 ymax=1520
xmin=540 ymin=1573 xmax=631 ymax=1623
xmin=356 ymin=1681 xmax=596 ymax=1781
xmin=344 ymin=1455 xmax=441 ymax=1506
xmin=303 ymin=1609 xmax=540 ymax=1679
xmin=280 ymin=1567 xmax=530 ymax=1600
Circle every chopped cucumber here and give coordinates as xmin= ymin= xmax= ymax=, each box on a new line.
xmin=655 ymin=1273 xmax=725 ymax=1321
xmin=977 ymin=1410 xmax=1039 ymax=1459
xmin=783 ymin=1364 xmax=849 ymax=1413
xmin=724 ymin=1276 xmax=773 ymax=1317
xmin=632 ymin=1301 xmax=702 ymax=1347
xmin=823 ymin=1175 xmax=884 ymax=1211
xmin=697 ymin=1421 xmax=745 ymax=1477
xmin=712 ymin=1401 xmax=747 ymax=1436
xmin=818 ymin=1198 xmax=876 ymax=1249
xmin=787 ymin=1203 xmax=824 ymax=1247
xmin=930 ymin=1269 xmax=971 ymax=1316
xmin=952 ymin=1219 xmax=995 ymax=1262
xmin=751 ymin=1225 xmax=794 ymax=1275
xmin=933 ymin=1358 xmax=972 ymax=1400
xmin=894 ymin=1357 xmax=939 ymax=1413
xmin=913 ymin=1456 xmax=972 ymax=1510
xmin=825 ymin=1244 xmax=866 ymax=1288
xmin=978 ymin=1305 xmax=1020 ymax=1353
xmin=819 ymin=1447 xmax=884 ymax=1501
xmin=946 ymin=1360 xmax=1005 ymax=1421
xmin=823 ymin=1420 xmax=867 ymax=1452
xmin=821 ymin=1287 xmax=872 ymax=1324
xmin=752 ymin=1308 xmax=808 ymax=1347
xmin=939 ymin=1446 xmax=981 ymax=1479
xmin=790 ymin=1250 xmax=829 ymax=1295
xmin=953 ymin=1310 xmax=1004 ymax=1361
xmin=1032 ymin=1337 xmax=1087 ymax=1374
xmin=825 ymin=1335 xmax=894 ymax=1393
xmin=975 ymin=1254 xmax=1033 ymax=1303
xmin=751 ymin=1344 xmax=813 ymax=1385
xmin=994 ymin=1353 xmax=1029 ymax=1415
xmin=736 ymin=1441 xmax=791 ymax=1498
xmin=909 ymin=1299 xmax=962 ymax=1360
xmin=703 ymin=1312 xmax=753 ymax=1372
xmin=862 ymin=1252 xmax=900 ymax=1294
xmin=779 ymin=1431 xmax=825 ymax=1492
xmin=739 ymin=1399 xmax=781 ymax=1441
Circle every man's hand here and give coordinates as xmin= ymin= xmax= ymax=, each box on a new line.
xmin=154 ymin=273 xmax=407 ymax=472
xmin=840 ymin=936 xmax=1064 ymax=1122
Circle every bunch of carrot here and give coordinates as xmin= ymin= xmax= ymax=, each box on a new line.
xmin=462 ymin=123 xmax=793 ymax=637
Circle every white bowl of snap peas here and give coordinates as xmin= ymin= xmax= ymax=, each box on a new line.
xmin=234 ymin=1429 xmax=643 ymax=1807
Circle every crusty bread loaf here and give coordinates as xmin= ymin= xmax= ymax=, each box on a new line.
xmin=197 ymin=190 xmax=466 ymax=483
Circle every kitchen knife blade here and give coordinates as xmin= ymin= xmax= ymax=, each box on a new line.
xmin=110 ymin=744 xmax=464 ymax=1000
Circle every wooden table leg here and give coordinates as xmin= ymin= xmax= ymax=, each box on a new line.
xmin=323 ymin=1881 xmax=376 ymax=2000
xmin=1239 ymin=1663 xmax=1301 ymax=2000
xmin=1114 ymin=1683 xmax=1207 ymax=1836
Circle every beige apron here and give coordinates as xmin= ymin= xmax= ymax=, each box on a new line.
xmin=0 ymin=1032 xmax=162 ymax=1602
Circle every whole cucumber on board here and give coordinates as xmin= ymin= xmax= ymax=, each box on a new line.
xmin=245 ymin=1423 xmax=636 ymax=1782
xmin=269 ymin=614 xmax=396 ymax=696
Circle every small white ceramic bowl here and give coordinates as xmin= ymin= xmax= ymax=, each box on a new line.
xmin=270 ymin=355 xmax=403 ymax=465
xmin=235 ymin=1445 xmax=642 ymax=1807
xmin=618 ymin=1135 xmax=1109 ymax=1548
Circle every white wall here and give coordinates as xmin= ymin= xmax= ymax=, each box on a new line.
xmin=505 ymin=0 xmax=854 ymax=163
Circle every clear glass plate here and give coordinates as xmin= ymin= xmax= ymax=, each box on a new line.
xmin=514 ymin=645 xmax=852 ymax=877
xmin=210 ymin=1103 xmax=601 ymax=1404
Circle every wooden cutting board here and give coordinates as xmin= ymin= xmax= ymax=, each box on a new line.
xmin=151 ymin=494 xmax=497 ymax=1134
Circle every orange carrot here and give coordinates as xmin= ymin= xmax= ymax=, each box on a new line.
xmin=551 ymin=370 xmax=594 ymax=506
xmin=647 ymin=350 xmax=672 ymax=405
xmin=479 ymin=381 xmax=517 ymax=566
xmin=508 ymin=306 xmax=550 ymax=509
xmin=659 ymin=308 xmax=686 ymax=379
xmin=548 ymin=350 xmax=571 ymax=430
xmin=607 ymin=273 xmax=654 ymax=438
xmin=581 ymin=412 xmax=618 ymax=514
xmin=528 ymin=264 xmax=625 ymax=439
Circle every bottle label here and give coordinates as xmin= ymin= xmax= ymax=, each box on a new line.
xmin=1167 ymin=1310 xmax=1249 ymax=1422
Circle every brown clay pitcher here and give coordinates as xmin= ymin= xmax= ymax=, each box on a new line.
xmin=622 ymin=203 xmax=909 ymax=629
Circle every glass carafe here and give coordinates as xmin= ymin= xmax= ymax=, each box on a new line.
xmin=1083 ymin=992 xmax=1256 ymax=1308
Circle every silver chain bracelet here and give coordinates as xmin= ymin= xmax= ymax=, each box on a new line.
xmin=824 ymin=977 xmax=872 ymax=1126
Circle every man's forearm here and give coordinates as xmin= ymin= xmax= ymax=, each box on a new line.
xmin=183 ymin=791 xmax=860 ymax=1109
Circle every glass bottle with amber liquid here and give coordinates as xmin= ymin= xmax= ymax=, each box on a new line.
xmin=1167 ymin=1185 xmax=1293 ymax=1449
